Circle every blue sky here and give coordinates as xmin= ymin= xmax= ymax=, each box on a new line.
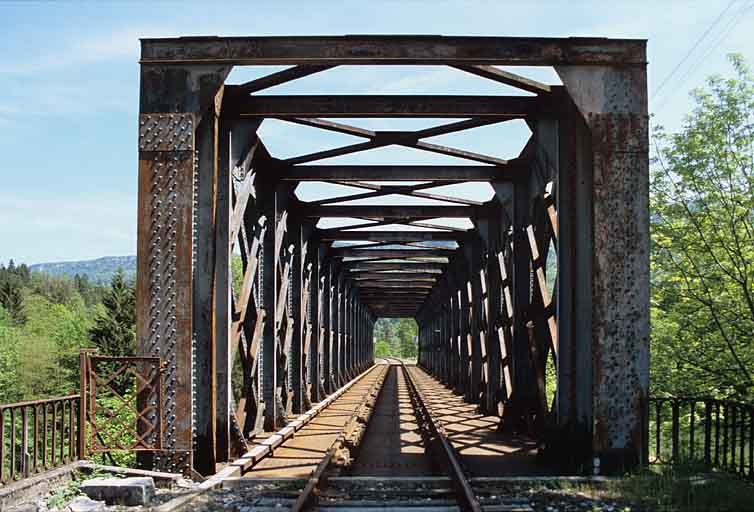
xmin=0 ymin=0 xmax=752 ymax=264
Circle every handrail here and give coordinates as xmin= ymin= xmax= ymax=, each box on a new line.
xmin=0 ymin=395 xmax=81 ymax=484
xmin=647 ymin=396 xmax=753 ymax=480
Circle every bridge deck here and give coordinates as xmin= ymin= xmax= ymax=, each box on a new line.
xmin=409 ymin=366 xmax=546 ymax=477
xmin=242 ymin=366 xmax=385 ymax=478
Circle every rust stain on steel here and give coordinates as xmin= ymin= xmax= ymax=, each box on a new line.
xmin=137 ymin=129 xmax=196 ymax=472
xmin=139 ymin=36 xmax=647 ymax=67
xmin=590 ymin=112 xmax=649 ymax=456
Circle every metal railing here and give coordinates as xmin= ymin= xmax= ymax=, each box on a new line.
xmin=0 ymin=395 xmax=81 ymax=484
xmin=648 ymin=397 xmax=754 ymax=480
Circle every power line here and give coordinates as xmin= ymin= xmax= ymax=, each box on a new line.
xmin=654 ymin=0 xmax=754 ymax=113
xmin=679 ymin=1 xmax=754 ymax=85
xmin=652 ymin=0 xmax=737 ymax=101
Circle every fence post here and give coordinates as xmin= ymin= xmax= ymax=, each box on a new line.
xmin=78 ymin=351 xmax=88 ymax=460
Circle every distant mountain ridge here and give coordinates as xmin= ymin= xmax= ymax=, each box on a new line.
xmin=30 ymin=256 xmax=136 ymax=284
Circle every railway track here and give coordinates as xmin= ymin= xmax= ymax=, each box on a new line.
xmin=164 ymin=359 xmax=533 ymax=511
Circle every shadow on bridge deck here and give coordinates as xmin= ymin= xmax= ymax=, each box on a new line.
xmin=410 ymin=366 xmax=551 ymax=477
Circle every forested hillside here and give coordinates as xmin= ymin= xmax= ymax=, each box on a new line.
xmin=30 ymin=256 xmax=136 ymax=284
xmin=0 ymin=260 xmax=134 ymax=402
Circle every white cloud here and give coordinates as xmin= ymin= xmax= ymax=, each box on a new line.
xmin=0 ymin=26 xmax=177 ymax=75
xmin=0 ymin=194 xmax=137 ymax=264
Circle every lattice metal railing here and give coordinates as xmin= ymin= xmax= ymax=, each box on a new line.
xmin=82 ymin=353 xmax=164 ymax=452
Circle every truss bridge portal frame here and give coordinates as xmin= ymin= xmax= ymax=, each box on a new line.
xmin=135 ymin=35 xmax=649 ymax=476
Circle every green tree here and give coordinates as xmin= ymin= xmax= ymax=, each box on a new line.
xmin=374 ymin=340 xmax=392 ymax=358
xmin=0 ymin=323 xmax=22 ymax=402
xmin=0 ymin=281 xmax=26 ymax=325
xmin=651 ymin=54 xmax=754 ymax=399
xmin=89 ymin=270 xmax=136 ymax=357
xmin=396 ymin=318 xmax=417 ymax=359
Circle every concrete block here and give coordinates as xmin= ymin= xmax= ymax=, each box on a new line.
xmin=66 ymin=496 xmax=105 ymax=512
xmin=80 ymin=477 xmax=155 ymax=506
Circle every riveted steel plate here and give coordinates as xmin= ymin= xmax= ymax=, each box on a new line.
xmin=139 ymin=113 xmax=194 ymax=152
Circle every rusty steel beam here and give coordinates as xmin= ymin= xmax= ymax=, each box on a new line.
xmin=321 ymin=231 xmax=462 ymax=242
xmin=237 ymin=65 xmax=335 ymax=94
xmin=305 ymin=205 xmax=480 ymax=219
xmin=352 ymin=273 xmax=439 ymax=281
xmin=140 ymin=36 xmax=646 ymax=66
xmin=343 ymin=262 xmax=447 ymax=271
xmin=278 ymin=164 xmax=525 ymax=182
xmin=356 ymin=281 xmax=435 ymax=289
xmin=451 ymin=65 xmax=552 ymax=94
xmin=331 ymin=249 xmax=455 ymax=258
xmin=276 ymin=117 xmax=511 ymax=166
xmin=227 ymin=94 xmax=552 ymax=118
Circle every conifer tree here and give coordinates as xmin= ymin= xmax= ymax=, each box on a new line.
xmin=89 ymin=270 xmax=136 ymax=357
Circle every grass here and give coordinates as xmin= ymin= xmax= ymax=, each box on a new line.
xmin=550 ymin=465 xmax=754 ymax=511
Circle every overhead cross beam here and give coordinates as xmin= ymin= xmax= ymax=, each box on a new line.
xmin=343 ymin=262 xmax=447 ymax=271
xmin=278 ymin=164 xmax=526 ymax=182
xmin=140 ymin=35 xmax=647 ymax=66
xmin=331 ymin=248 xmax=456 ymax=258
xmin=320 ymin=231 xmax=462 ymax=242
xmin=278 ymin=117 xmax=511 ymax=166
xmin=226 ymin=94 xmax=561 ymax=118
xmin=305 ymin=204 xmax=482 ymax=218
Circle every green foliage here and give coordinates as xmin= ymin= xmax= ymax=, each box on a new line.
xmin=0 ymin=260 xmax=108 ymax=402
xmin=89 ymin=270 xmax=135 ymax=358
xmin=373 ymin=318 xmax=417 ymax=360
xmin=88 ymin=388 xmax=137 ymax=467
xmin=651 ymin=54 xmax=754 ymax=399
xmin=374 ymin=340 xmax=392 ymax=358
xmin=46 ymin=480 xmax=82 ymax=509
xmin=0 ymin=324 xmax=22 ymax=403
xmin=605 ymin=465 xmax=754 ymax=512
xmin=0 ymin=281 xmax=26 ymax=325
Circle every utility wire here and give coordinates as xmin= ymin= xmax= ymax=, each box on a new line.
xmin=652 ymin=0 xmax=737 ymax=101
xmin=678 ymin=1 xmax=754 ymax=86
xmin=654 ymin=0 xmax=754 ymax=113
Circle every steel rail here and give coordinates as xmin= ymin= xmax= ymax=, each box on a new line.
xmin=155 ymin=363 xmax=386 ymax=512
xmin=399 ymin=359 xmax=482 ymax=512
xmin=290 ymin=361 xmax=390 ymax=512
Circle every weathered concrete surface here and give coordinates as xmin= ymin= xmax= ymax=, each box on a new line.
xmin=66 ymin=496 xmax=105 ymax=512
xmin=80 ymin=477 xmax=156 ymax=506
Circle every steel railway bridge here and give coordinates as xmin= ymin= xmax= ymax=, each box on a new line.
xmin=134 ymin=34 xmax=649 ymax=479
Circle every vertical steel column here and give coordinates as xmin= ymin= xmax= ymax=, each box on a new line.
xmin=334 ymin=271 xmax=343 ymax=387
xmin=192 ymin=106 xmax=221 ymax=473
xmin=309 ymin=237 xmax=321 ymax=403
xmin=465 ymin=236 xmax=483 ymax=405
xmin=344 ymin=284 xmax=351 ymax=379
xmin=290 ymin=220 xmax=304 ymax=414
xmin=449 ymin=286 xmax=460 ymax=392
xmin=322 ymin=258 xmax=333 ymax=394
xmin=257 ymin=179 xmax=276 ymax=432
xmin=504 ymin=177 xmax=535 ymax=430
xmin=458 ymin=262 xmax=471 ymax=399
xmin=213 ymin=117 xmax=232 ymax=464
xmin=258 ymin=179 xmax=290 ymax=431
xmin=556 ymin=59 xmax=650 ymax=471
xmin=477 ymin=208 xmax=503 ymax=416
xmin=136 ymin=61 xmax=229 ymax=475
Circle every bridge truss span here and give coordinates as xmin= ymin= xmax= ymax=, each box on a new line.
xmin=135 ymin=34 xmax=649 ymax=477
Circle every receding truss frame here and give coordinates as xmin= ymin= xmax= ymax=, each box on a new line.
xmin=136 ymin=35 xmax=649 ymax=476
